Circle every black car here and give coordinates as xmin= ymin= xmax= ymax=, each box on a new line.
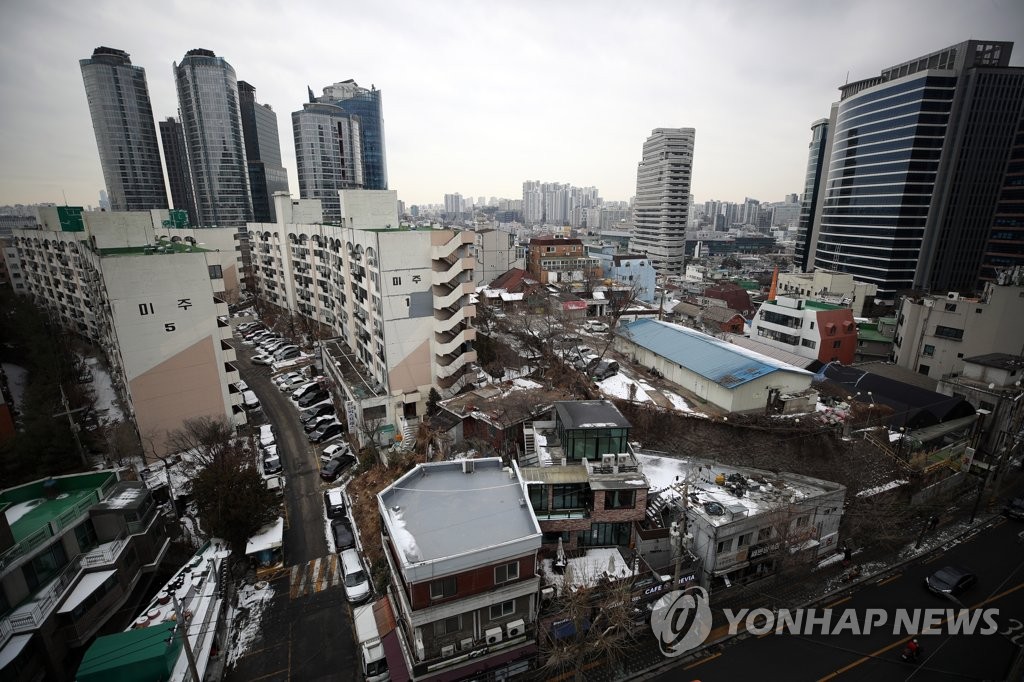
xmin=925 ymin=565 xmax=977 ymax=596
xmin=298 ymin=391 xmax=330 ymax=409
xmin=321 ymin=453 xmax=357 ymax=481
xmin=311 ymin=422 xmax=345 ymax=444
xmin=301 ymin=402 xmax=335 ymax=423
xmin=332 ymin=518 xmax=355 ymax=551
xmin=1004 ymin=497 xmax=1024 ymax=520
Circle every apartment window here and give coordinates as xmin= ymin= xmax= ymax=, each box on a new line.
xmin=392 ymin=276 xmax=401 ymax=286
xmin=74 ymin=519 xmax=98 ymax=552
xmin=552 ymin=483 xmax=588 ymax=510
xmin=605 ymin=489 xmax=636 ymax=509
xmin=717 ymin=538 xmax=733 ymax=554
xmin=758 ymin=527 xmax=773 ymax=542
xmin=737 ymin=533 xmax=753 ymax=548
xmin=494 ymin=561 xmax=519 ymax=584
xmin=801 ymin=339 xmax=817 ymax=349
xmin=433 ymin=615 xmax=462 ymax=637
xmin=582 ymin=522 xmax=631 ymax=547
xmin=976 ymin=308 xmax=983 ymax=314
xmin=795 ymin=516 xmax=809 ymax=528
xmin=944 ymin=302 xmax=957 ymax=312
xmin=489 ymin=600 xmax=516 ymax=620
xmin=69 ymin=572 xmax=119 ymax=620
xmin=934 ymin=325 xmax=964 ymax=341
xmin=918 ymin=363 xmax=931 ymax=376
xmin=809 ymin=321 xmax=815 ymax=330
xmin=922 ymin=344 xmax=935 ymax=357
xmin=832 ymin=340 xmax=842 ymax=349
xmin=208 ymin=264 xmax=222 ymax=279
xmin=429 ymin=576 xmax=457 ymax=600
xmin=23 ymin=542 xmax=69 ymax=591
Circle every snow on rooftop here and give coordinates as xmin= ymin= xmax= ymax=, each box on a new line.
xmin=535 ymin=431 xmax=553 ymax=466
xmin=856 ymin=480 xmax=908 ymax=498
xmin=387 ymin=507 xmax=422 ymax=563
xmin=541 ymin=548 xmax=634 ymax=592
xmin=101 ymin=487 xmax=144 ymax=509
xmin=245 ymin=517 xmax=284 ymax=555
xmin=4 ymin=498 xmax=44 ymax=526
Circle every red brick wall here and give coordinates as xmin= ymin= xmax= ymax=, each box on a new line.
xmin=408 ymin=553 xmax=536 ymax=610
xmin=815 ymin=309 xmax=858 ymax=364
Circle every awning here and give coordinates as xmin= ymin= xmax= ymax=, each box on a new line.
xmin=58 ymin=570 xmax=116 ymax=614
xmin=0 ymin=634 xmax=32 ymax=669
xmin=712 ymin=561 xmax=749 ymax=577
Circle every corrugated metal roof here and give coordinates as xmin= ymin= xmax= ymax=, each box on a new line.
xmin=618 ymin=319 xmax=811 ymax=389
xmin=722 ymin=333 xmax=817 ymax=370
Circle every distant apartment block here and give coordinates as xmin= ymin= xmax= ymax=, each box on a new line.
xmin=0 ymin=472 xmax=168 ymax=681
xmin=249 ymin=192 xmax=476 ymax=443
xmin=893 ymin=268 xmax=1024 ymax=380
xmin=11 ymin=208 xmax=244 ymax=458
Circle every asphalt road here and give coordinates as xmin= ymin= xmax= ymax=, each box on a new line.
xmin=651 ymin=516 xmax=1024 ymax=682
xmin=226 ymin=334 xmax=357 ymax=681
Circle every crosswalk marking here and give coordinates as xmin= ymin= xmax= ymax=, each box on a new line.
xmin=289 ymin=555 xmax=343 ymax=599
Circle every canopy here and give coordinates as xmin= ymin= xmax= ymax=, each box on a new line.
xmin=58 ymin=569 xmax=115 ymax=614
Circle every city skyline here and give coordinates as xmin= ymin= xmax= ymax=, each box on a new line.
xmin=1 ymin=0 xmax=1021 ymax=209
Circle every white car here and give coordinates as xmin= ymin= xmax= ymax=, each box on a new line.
xmin=274 ymin=371 xmax=303 ymax=388
xmin=259 ymin=424 xmax=275 ymax=448
xmin=251 ymin=354 xmax=273 ymax=366
xmin=233 ymin=379 xmax=249 ymax=392
xmin=321 ymin=442 xmax=352 ymax=466
xmin=585 ymin=321 xmax=609 ymax=333
xmin=242 ymin=390 xmax=261 ymax=410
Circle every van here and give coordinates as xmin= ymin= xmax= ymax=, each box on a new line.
xmin=340 ymin=549 xmax=371 ymax=603
xmin=592 ymin=359 xmax=619 ymax=381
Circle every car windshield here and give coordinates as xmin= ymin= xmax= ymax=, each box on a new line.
xmin=345 ymin=570 xmax=366 ymax=587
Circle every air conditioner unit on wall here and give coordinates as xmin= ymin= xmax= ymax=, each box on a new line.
xmin=485 ymin=627 xmax=503 ymax=645
xmin=460 ymin=637 xmax=474 ymax=651
xmin=441 ymin=645 xmax=455 ymax=657
xmin=506 ymin=619 xmax=526 ymax=638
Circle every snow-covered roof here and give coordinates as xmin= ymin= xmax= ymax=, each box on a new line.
xmin=245 ymin=517 xmax=284 ymax=555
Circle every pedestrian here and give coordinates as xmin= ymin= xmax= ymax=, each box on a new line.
xmin=841 ymin=543 xmax=851 ymax=566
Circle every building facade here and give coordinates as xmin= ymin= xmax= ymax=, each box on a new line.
xmin=751 ymin=296 xmax=858 ymax=365
xmin=250 ymin=192 xmax=477 ymax=443
xmin=980 ymin=113 xmax=1024 ymax=282
xmin=12 ymin=209 xmax=244 ymax=458
xmin=173 ymin=49 xmax=253 ymax=228
xmin=630 ymin=128 xmax=695 ymax=277
xmin=238 ymin=81 xmax=289 ymax=224
xmin=291 ymin=101 xmax=364 ymax=223
xmin=158 ymin=117 xmax=198 ymax=228
xmin=472 ymin=228 xmax=521 ymax=287
xmin=0 ymin=472 xmax=168 ymax=682
xmin=777 ymin=269 xmax=878 ymax=318
xmin=588 ymin=250 xmax=655 ymax=303
xmin=794 ymin=118 xmax=829 ymax=272
xmin=526 ymin=237 xmax=599 ymax=285
xmin=377 ymin=458 xmax=540 ymax=680
xmin=79 ymin=47 xmax=168 ymax=212
xmin=892 ymin=268 xmax=1024 ymax=380
xmin=311 ymin=80 xmax=387 ymax=190
xmin=936 ymin=353 xmax=1024 ymax=457
xmin=811 ymin=40 xmax=1024 ymax=299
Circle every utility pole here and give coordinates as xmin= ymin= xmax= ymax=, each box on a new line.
xmin=54 ymin=384 xmax=89 ymax=467
xmin=172 ymin=593 xmax=201 ymax=681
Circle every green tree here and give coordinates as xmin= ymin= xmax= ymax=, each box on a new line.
xmin=426 ymin=387 xmax=442 ymax=417
xmin=168 ymin=417 xmax=277 ymax=553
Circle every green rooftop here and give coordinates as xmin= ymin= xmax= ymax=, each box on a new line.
xmin=803 ymin=299 xmax=843 ymax=311
xmin=99 ymin=239 xmax=209 ymax=257
xmin=1 ymin=471 xmax=116 ymax=542
xmin=857 ymin=323 xmax=893 ymax=343
xmin=77 ymin=622 xmax=181 ymax=682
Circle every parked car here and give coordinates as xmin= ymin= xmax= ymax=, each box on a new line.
xmin=1003 ymin=497 xmax=1024 ymax=520
xmin=260 ymin=340 xmax=288 ymax=355
xmin=311 ymin=422 xmax=345 ymax=444
xmin=320 ymin=442 xmax=352 ymax=466
xmin=291 ymin=382 xmax=319 ymax=400
xmin=321 ymin=453 xmax=356 ymax=481
xmin=298 ymin=390 xmax=330 ymax=409
xmin=308 ymin=419 xmax=341 ymax=440
xmin=233 ymin=379 xmax=249 ymax=392
xmin=306 ymin=414 xmax=337 ymax=434
xmin=265 ymin=474 xmax=285 ymax=499
xmin=274 ymin=344 xmax=299 ymax=358
xmin=340 ymin=549 xmax=371 ymax=603
xmin=276 ymin=347 xmax=301 ymax=362
xmin=278 ymin=374 xmax=308 ymax=392
xmin=584 ymin=320 xmax=609 ymax=333
xmin=262 ymin=454 xmax=282 ymax=475
xmin=591 ymin=359 xmax=620 ymax=381
xmin=324 ymin=488 xmax=346 ymax=518
xmin=332 ymin=519 xmax=356 ymax=552
xmin=301 ymin=402 xmax=335 ymax=424
xmin=274 ymin=371 xmax=302 ymax=387
xmin=251 ymin=354 xmax=273 ymax=366
xmin=925 ymin=565 xmax=977 ymax=597
xmin=242 ymin=390 xmax=261 ymax=410
xmin=259 ymin=424 xmax=275 ymax=448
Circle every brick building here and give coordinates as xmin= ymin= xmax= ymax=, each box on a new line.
xmin=526 ymin=237 xmax=600 ymax=285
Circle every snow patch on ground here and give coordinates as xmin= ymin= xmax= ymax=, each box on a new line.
xmin=598 ymin=373 xmax=652 ymax=402
xmin=227 ymin=582 xmax=275 ymax=668
xmin=1 ymin=363 xmax=28 ymax=411
xmin=84 ymin=357 xmax=125 ymax=424
xmin=665 ymin=392 xmax=697 ymax=414
xmin=856 ymin=480 xmax=908 ymax=498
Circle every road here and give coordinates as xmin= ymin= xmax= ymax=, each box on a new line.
xmin=226 ymin=336 xmax=358 ymax=681
xmin=650 ymin=516 xmax=1024 ymax=682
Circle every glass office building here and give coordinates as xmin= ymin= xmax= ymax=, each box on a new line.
xmin=173 ymin=49 xmax=252 ymax=228
xmin=794 ymin=118 xmax=829 ymax=272
xmin=238 ymin=81 xmax=289 ymax=223
xmin=292 ymin=102 xmax=364 ymax=223
xmin=313 ymin=81 xmax=387 ymax=190
xmin=80 ymin=47 xmax=168 ymax=211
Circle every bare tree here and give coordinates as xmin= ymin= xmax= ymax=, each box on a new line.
xmin=105 ymin=421 xmax=143 ymax=467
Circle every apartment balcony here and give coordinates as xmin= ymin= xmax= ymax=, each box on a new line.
xmin=430 ymin=231 xmax=474 ymax=262
xmin=213 ymin=297 xmax=229 ymax=317
xmin=431 ymin=257 xmax=476 ymax=287
xmin=434 ymin=328 xmax=476 ymax=356
xmin=220 ymin=342 xmax=237 ymax=364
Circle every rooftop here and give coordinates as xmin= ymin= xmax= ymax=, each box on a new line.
xmin=378 ymin=459 xmax=540 ymax=573
xmin=618 ymin=318 xmax=810 ymax=389
xmin=554 ymin=400 xmax=631 ymax=430
xmin=98 ymin=238 xmax=209 ymax=257
xmin=964 ymin=353 xmax=1024 ymax=371
xmin=440 ymin=379 xmax=571 ymax=429
xmin=1 ymin=471 xmax=117 ymax=543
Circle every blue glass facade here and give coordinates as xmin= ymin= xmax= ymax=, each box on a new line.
xmin=813 ymin=74 xmax=957 ymax=297
xmin=332 ymin=88 xmax=387 ymax=190
xmin=795 ymin=118 xmax=829 ymax=271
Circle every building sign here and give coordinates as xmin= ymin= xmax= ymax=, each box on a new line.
xmin=345 ymin=400 xmax=359 ymax=431
xmin=161 ymin=210 xmax=190 ymax=229
xmin=748 ymin=541 xmax=782 ymax=561
xmin=57 ymin=206 xmax=85 ymax=232
xmin=631 ymin=572 xmax=699 ymax=603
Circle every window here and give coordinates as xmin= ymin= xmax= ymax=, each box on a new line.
xmin=832 ymin=340 xmax=842 ymax=348
xmin=758 ymin=527 xmax=773 ymax=542
xmin=795 ymin=516 xmax=809 ymax=528
xmin=489 ymin=600 xmax=516 ymax=620
xmin=809 ymin=321 xmax=815 ymax=330
xmin=433 ymin=615 xmax=462 ymax=637
xmin=944 ymin=302 xmax=957 ymax=312
xmin=582 ymin=522 xmax=631 ymax=547
xmin=528 ymin=485 xmax=548 ymax=512
xmin=392 ymin=276 xmax=401 ymax=286
xmin=922 ymin=344 xmax=935 ymax=357
xmin=918 ymin=363 xmax=931 ymax=375
xmin=976 ymin=308 xmax=983 ymax=314
xmin=494 ymin=561 xmax=519 ymax=584
xmin=717 ymin=538 xmax=733 ymax=554
xmin=934 ymin=325 xmax=964 ymax=340
xmin=208 ymin=264 xmax=222 ymax=279
xmin=605 ymin=489 xmax=636 ymax=509
xmin=551 ymin=484 xmax=588 ymax=510
xmin=74 ymin=519 xmax=98 ymax=552
xmin=542 ymin=530 xmax=569 ymax=544
xmin=737 ymin=533 xmax=752 ymax=548
xmin=429 ymin=576 xmax=457 ymax=600
xmin=801 ymin=339 xmax=817 ymax=349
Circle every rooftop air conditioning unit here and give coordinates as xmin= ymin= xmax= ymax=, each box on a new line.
xmin=506 ymin=619 xmax=525 ymax=638
xmin=441 ymin=645 xmax=455 ymax=657
xmin=485 ymin=627 xmax=503 ymax=645
xmin=947 ymin=292 xmax=959 ymax=301
xmin=602 ymin=453 xmax=616 ymax=466
xmin=617 ymin=453 xmax=630 ymax=467
xmin=460 ymin=637 xmax=474 ymax=651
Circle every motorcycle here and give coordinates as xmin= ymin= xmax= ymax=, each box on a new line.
xmin=900 ymin=642 xmax=922 ymax=663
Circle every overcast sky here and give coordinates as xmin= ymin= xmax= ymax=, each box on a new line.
xmin=2 ymin=0 xmax=1022 ymax=209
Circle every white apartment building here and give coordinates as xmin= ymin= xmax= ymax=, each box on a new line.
xmin=11 ymin=208 xmax=244 ymax=458
xmin=893 ymin=268 xmax=1024 ymax=380
xmin=777 ymin=269 xmax=878 ymax=318
xmin=249 ymin=191 xmax=477 ymax=441
xmin=471 ymin=228 xmax=522 ymax=287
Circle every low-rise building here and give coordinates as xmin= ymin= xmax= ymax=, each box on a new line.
xmin=472 ymin=228 xmax=522 ymax=287
xmin=751 ymin=295 xmax=858 ymax=365
xmin=515 ymin=400 xmax=650 ymax=550
xmin=526 ymin=236 xmax=599 ymax=285
xmin=937 ymin=353 xmax=1024 ymax=458
xmin=377 ymin=458 xmax=541 ymax=680
xmin=777 ymin=269 xmax=878 ymax=318
xmin=587 ymin=250 xmax=655 ymax=303
xmin=614 ymin=319 xmax=816 ymax=414
xmin=638 ymin=453 xmax=846 ymax=591
xmin=0 ymin=472 xmax=168 ymax=681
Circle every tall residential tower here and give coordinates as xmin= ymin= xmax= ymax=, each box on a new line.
xmin=629 ymin=128 xmax=695 ymax=277
xmin=173 ymin=49 xmax=253 ymax=228
xmin=292 ymin=101 xmax=364 ymax=223
xmin=80 ymin=47 xmax=168 ymax=211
